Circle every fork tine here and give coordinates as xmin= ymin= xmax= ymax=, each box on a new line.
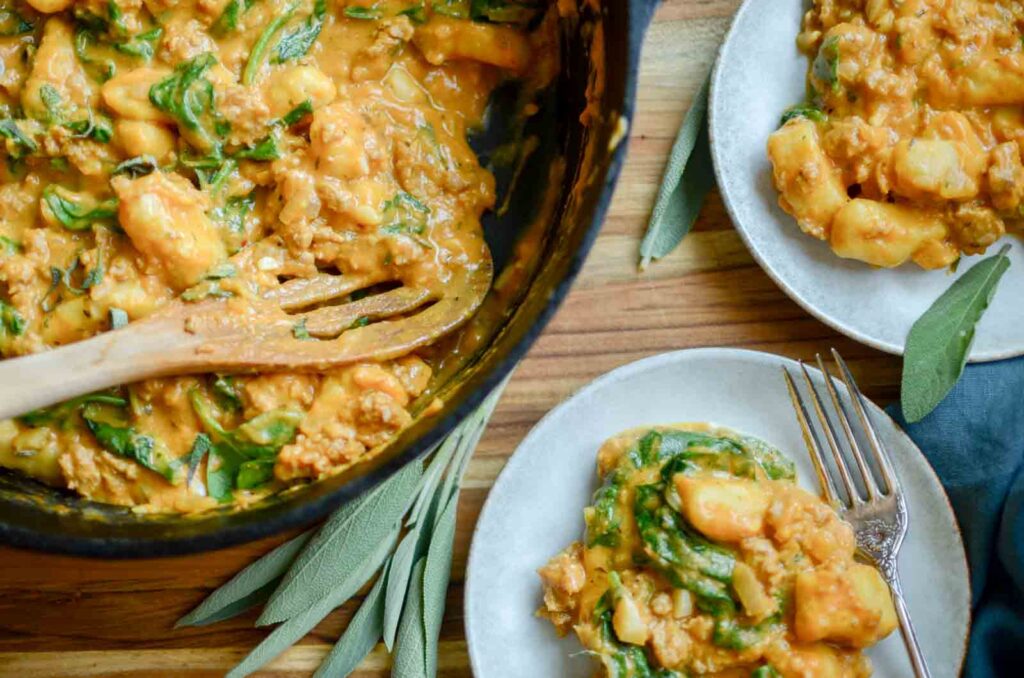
xmin=831 ymin=348 xmax=899 ymax=495
xmin=798 ymin=361 xmax=861 ymax=506
xmin=782 ymin=367 xmax=840 ymax=505
xmin=815 ymin=353 xmax=879 ymax=501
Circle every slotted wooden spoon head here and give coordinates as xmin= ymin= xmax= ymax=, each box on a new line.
xmin=170 ymin=250 xmax=494 ymax=372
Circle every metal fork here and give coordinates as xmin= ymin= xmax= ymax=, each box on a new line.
xmin=782 ymin=348 xmax=931 ymax=678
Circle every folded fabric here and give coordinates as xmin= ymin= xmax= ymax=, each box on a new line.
xmin=888 ymin=358 xmax=1024 ymax=677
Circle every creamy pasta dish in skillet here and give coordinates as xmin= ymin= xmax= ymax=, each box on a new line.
xmin=539 ymin=425 xmax=897 ymax=677
xmin=0 ymin=0 xmax=555 ymax=511
xmin=768 ymin=0 xmax=1024 ymax=269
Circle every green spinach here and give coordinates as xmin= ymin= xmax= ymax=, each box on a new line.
xmin=272 ymin=0 xmax=326 ymax=64
xmin=42 ymin=185 xmax=119 ymax=231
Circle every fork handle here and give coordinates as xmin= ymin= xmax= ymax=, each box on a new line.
xmin=892 ymin=581 xmax=933 ymax=678
xmin=0 ymin=316 xmax=199 ymax=420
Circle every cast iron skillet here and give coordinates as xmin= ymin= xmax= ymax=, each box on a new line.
xmin=0 ymin=0 xmax=661 ymax=557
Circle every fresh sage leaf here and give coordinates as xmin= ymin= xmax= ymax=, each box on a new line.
xmin=257 ymin=460 xmax=422 ymax=624
xmin=391 ymin=557 xmax=428 ymax=678
xmin=227 ymin=524 xmax=400 ymax=678
xmin=902 ymin=245 xmax=1011 ymax=422
xmin=176 ymin=530 xmax=313 ymax=627
xmin=421 ymin=493 xmax=459 ymax=676
xmin=312 ymin=562 xmax=389 ymax=678
xmin=639 ymin=74 xmax=713 ymax=268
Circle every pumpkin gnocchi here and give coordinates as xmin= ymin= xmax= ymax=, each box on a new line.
xmin=768 ymin=0 xmax=1024 ymax=269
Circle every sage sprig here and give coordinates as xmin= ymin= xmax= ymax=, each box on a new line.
xmin=639 ymin=74 xmax=714 ymax=269
xmin=901 ymin=245 xmax=1011 ymax=423
xmin=176 ymin=381 xmax=508 ymax=677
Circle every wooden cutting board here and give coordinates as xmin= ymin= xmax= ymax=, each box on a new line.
xmin=0 ymin=1 xmax=902 ymax=675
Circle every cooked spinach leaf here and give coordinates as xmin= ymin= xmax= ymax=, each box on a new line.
xmin=344 ymin=5 xmax=382 ymax=20
xmin=113 ymin=155 xmax=159 ymax=177
xmin=180 ymin=261 xmax=238 ymax=301
xmin=64 ymin=111 xmax=114 ymax=142
xmin=278 ymin=99 xmax=313 ymax=126
xmin=211 ymin=192 xmax=254 ymax=254
xmin=150 ymin=52 xmax=228 ymax=149
xmin=0 ymin=300 xmax=26 ymax=339
xmin=212 ymin=375 xmax=243 ymax=412
xmin=82 ymin=405 xmax=181 ymax=482
xmin=272 ymin=0 xmax=326 ymax=64
xmin=19 ymin=392 xmax=127 ymax=428
xmin=244 ymin=3 xmax=297 ymax=84
xmin=234 ymin=135 xmax=280 ymax=160
xmin=470 ymin=0 xmax=541 ymax=25
xmin=212 ymin=0 xmax=250 ymax=35
xmin=0 ymin=235 xmax=20 ymax=255
xmin=0 ymin=119 xmax=38 ymax=156
xmin=813 ymin=35 xmax=841 ymax=93
xmin=634 ymin=483 xmax=736 ymax=615
xmin=0 ymin=9 xmax=34 ymax=36
xmin=42 ymin=185 xmax=119 ymax=231
xmin=780 ymin=104 xmax=826 ymax=126
xmin=398 ymin=1 xmax=426 ymax=23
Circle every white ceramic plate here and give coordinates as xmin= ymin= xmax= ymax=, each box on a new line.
xmin=708 ymin=0 xmax=1023 ymax=361
xmin=465 ymin=348 xmax=968 ymax=678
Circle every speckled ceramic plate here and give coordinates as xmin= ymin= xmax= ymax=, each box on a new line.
xmin=465 ymin=348 xmax=968 ymax=678
xmin=708 ymin=0 xmax=1024 ymax=361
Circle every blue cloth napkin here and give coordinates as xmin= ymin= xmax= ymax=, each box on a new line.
xmin=888 ymin=359 xmax=1024 ymax=677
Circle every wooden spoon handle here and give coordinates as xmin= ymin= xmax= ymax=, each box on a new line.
xmin=0 ymin=317 xmax=199 ymax=421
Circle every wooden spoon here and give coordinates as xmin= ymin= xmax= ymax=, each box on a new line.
xmin=0 ymin=254 xmax=492 ymax=421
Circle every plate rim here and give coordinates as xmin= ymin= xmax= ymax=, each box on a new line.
xmin=706 ymin=0 xmax=1022 ymax=363
xmin=464 ymin=347 xmax=970 ymax=677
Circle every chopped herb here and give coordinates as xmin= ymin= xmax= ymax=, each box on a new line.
xmin=432 ymin=0 xmax=469 ymax=19
xmin=42 ymin=186 xmax=119 ymax=231
xmin=0 ymin=9 xmax=34 ymax=36
xmin=349 ymin=316 xmax=369 ymax=329
xmin=64 ymin=112 xmax=114 ymax=142
xmin=180 ymin=262 xmax=237 ymax=301
xmin=109 ymin=307 xmax=128 ymax=329
xmin=50 ymin=157 xmax=69 ymax=171
xmin=186 ymin=432 xmax=213 ymax=486
xmin=112 ymin=26 xmax=161 ymax=60
xmin=19 ymin=392 xmax=127 ymax=428
xmin=398 ymin=1 xmax=427 ymax=23
xmin=212 ymin=375 xmax=243 ymax=412
xmin=83 ymin=406 xmax=181 ymax=482
xmin=344 ymin=5 xmax=382 ymax=20
xmin=0 ymin=119 xmax=38 ymax=156
xmin=244 ymin=3 xmax=297 ymax=84
xmin=813 ymin=35 xmax=841 ymax=93
xmin=0 ymin=300 xmax=25 ymax=338
xmin=212 ymin=0 xmax=250 ymax=35
xmin=113 ymin=155 xmax=159 ymax=178
xmin=149 ymin=52 xmax=227 ymax=150
xmin=780 ymin=104 xmax=826 ymax=126
xmin=236 ymin=458 xmax=275 ymax=489
xmin=211 ymin=192 xmax=254 ymax=254
xmin=278 ymin=99 xmax=313 ymax=126
xmin=0 ymin=235 xmax=20 ymax=255
xmin=469 ymin=0 xmax=541 ymax=25
xmin=379 ymin=223 xmax=426 ymax=235
xmin=39 ymin=84 xmax=63 ymax=123
xmin=292 ymin=318 xmax=311 ymax=339
xmin=383 ymin=191 xmax=430 ymax=214
xmin=272 ymin=0 xmax=326 ymax=64
xmin=234 ymin=135 xmax=280 ymax=161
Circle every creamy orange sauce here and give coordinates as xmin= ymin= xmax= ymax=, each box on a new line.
xmin=539 ymin=425 xmax=897 ymax=677
xmin=0 ymin=0 xmax=556 ymax=511
xmin=768 ymin=0 xmax=1024 ymax=269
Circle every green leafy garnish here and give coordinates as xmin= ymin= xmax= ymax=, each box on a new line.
xmin=112 ymin=155 xmax=159 ymax=178
xmin=212 ymin=0 xmax=250 ymax=35
xmin=244 ymin=3 xmax=297 ymax=84
xmin=278 ymin=99 xmax=313 ymax=126
xmin=189 ymin=388 xmax=302 ymax=501
xmin=149 ymin=52 xmax=228 ymax=149
xmin=180 ymin=262 xmax=238 ymax=301
xmin=813 ymin=35 xmax=841 ymax=93
xmin=82 ymin=404 xmax=181 ymax=482
xmin=19 ymin=393 xmax=126 ymax=428
xmin=234 ymin=135 xmax=280 ymax=161
xmin=112 ymin=27 xmax=162 ymax=61
xmin=0 ymin=300 xmax=26 ymax=340
xmin=751 ymin=666 xmax=782 ymax=678
xmin=397 ymin=1 xmax=426 ymax=23
xmin=344 ymin=5 xmax=382 ymax=20
xmin=212 ymin=375 xmax=243 ymax=412
xmin=0 ymin=235 xmax=20 ymax=255
xmin=211 ymin=192 xmax=254 ymax=254
xmin=64 ymin=112 xmax=114 ymax=142
xmin=39 ymin=84 xmax=63 ymax=123
xmin=469 ymin=0 xmax=541 ymax=25
xmin=0 ymin=119 xmax=38 ymax=156
xmin=901 ymin=245 xmax=1012 ymax=422
xmin=291 ymin=318 xmax=311 ymax=339
xmin=41 ymin=186 xmax=119 ymax=231
xmin=0 ymin=9 xmax=34 ymax=36
xmin=272 ymin=0 xmax=326 ymax=64
xmin=780 ymin=104 xmax=826 ymax=125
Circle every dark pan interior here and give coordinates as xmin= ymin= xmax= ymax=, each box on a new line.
xmin=0 ymin=0 xmax=650 ymax=557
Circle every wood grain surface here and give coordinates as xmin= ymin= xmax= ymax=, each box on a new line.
xmin=0 ymin=1 xmax=903 ymax=675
